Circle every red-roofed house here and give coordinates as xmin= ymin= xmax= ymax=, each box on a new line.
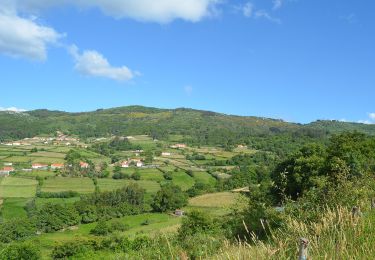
xmin=0 ymin=166 xmax=15 ymax=176
xmin=51 ymin=163 xmax=64 ymax=170
xmin=80 ymin=162 xmax=89 ymax=169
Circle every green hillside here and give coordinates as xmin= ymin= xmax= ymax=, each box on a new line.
xmin=1 ymin=106 xmax=374 ymax=145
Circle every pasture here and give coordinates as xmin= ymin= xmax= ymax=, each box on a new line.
xmin=0 ymin=177 xmax=38 ymax=198
xmin=41 ymin=177 xmax=95 ymax=194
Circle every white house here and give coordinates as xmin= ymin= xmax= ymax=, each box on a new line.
xmin=32 ymin=163 xmax=49 ymax=170
xmin=162 ymin=152 xmax=171 ymax=156
xmin=136 ymin=161 xmax=144 ymax=168
xmin=121 ymin=161 xmax=129 ymax=168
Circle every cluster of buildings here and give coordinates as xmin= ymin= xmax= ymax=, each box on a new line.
xmin=0 ymin=161 xmax=92 ymax=176
xmin=120 ymin=158 xmax=144 ymax=168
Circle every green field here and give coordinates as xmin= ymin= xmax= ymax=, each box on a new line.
xmin=0 ymin=177 xmax=38 ymax=198
xmin=171 ymin=171 xmax=195 ymax=191
xmin=97 ymin=179 xmax=161 ymax=193
xmin=192 ymin=171 xmax=217 ymax=185
xmin=41 ymin=177 xmax=95 ymax=194
xmin=0 ymin=198 xmax=30 ymax=220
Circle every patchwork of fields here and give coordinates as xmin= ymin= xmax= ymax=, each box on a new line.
xmin=0 ymin=134 xmax=252 ymax=258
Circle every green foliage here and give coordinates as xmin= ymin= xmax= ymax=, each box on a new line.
xmin=36 ymin=190 xmax=79 ymax=198
xmin=90 ymin=220 xmax=112 ymax=236
xmin=0 ymin=242 xmax=41 ymax=260
xmin=51 ymin=240 xmax=94 ymax=259
xmin=36 ymin=203 xmax=81 ymax=232
xmin=178 ymin=210 xmax=219 ymax=239
xmin=151 ymin=183 xmax=188 ymax=212
xmin=0 ymin=219 xmax=36 ymax=243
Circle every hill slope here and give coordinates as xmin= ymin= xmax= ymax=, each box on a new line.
xmin=1 ymin=106 xmax=374 ymax=145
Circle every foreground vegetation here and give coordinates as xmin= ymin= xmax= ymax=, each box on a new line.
xmin=1 ymin=107 xmax=375 ymax=259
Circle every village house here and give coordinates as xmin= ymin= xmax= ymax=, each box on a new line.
xmin=51 ymin=163 xmax=64 ymax=170
xmin=3 ymin=162 xmax=12 ymax=166
xmin=136 ymin=161 xmax=144 ymax=167
xmin=174 ymin=209 xmax=184 ymax=217
xmin=0 ymin=166 xmax=15 ymax=176
xmin=32 ymin=163 xmax=49 ymax=170
xmin=162 ymin=152 xmax=171 ymax=156
xmin=121 ymin=161 xmax=129 ymax=168
xmin=170 ymin=144 xmax=187 ymax=149
xmin=80 ymin=162 xmax=89 ymax=169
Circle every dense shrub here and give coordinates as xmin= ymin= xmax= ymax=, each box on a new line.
xmin=0 ymin=242 xmax=41 ymax=260
xmin=0 ymin=219 xmax=36 ymax=243
xmin=151 ymin=184 xmax=188 ymax=212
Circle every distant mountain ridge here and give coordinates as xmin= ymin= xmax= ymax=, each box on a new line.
xmin=1 ymin=106 xmax=374 ymax=143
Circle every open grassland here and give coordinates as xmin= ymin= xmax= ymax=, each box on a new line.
xmin=139 ymin=168 xmax=164 ymax=181
xmin=41 ymin=177 xmax=95 ymax=194
xmin=0 ymin=198 xmax=29 ymax=220
xmin=193 ymin=171 xmax=217 ymax=185
xmin=30 ymin=151 xmax=66 ymax=158
xmin=97 ymin=179 xmax=161 ymax=193
xmin=186 ymin=192 xmax=242 ymax=216
xmin=18 ymin=170 xmax=57 ymax=178
xmin=0 ymin=177 xmax=38 ymax=198
xmin=171 ymin=171 xmax=195 ymax=191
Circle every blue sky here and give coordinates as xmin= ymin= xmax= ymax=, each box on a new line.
xmin=0 ymin=0 xmax=374 ymax=124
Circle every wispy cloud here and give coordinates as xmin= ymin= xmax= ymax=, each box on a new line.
xmin=0 ymin=106 xmax=27 ymax=112
xmin=69 ymin=45 xmax=138 ymax=82
xmin=184 ymin=85 xmax=193 ymax=96
xmin=341 ymin=13 xmax=357 ymax=24
xmin=240 ymin=2 xmax=282 ymax=24
xmin=255 ymin=10 xmax=282 ymax=24
xmin=242 ymin=2 xmax=254 ymax=18
xmin=272 ymin=0 xmax=283 ymax=10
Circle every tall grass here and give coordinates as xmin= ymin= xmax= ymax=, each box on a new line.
xmin=214 ymin=206 xmax=375 ymax=259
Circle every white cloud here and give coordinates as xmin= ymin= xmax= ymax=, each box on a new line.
xmin=0 ymin=106 xmax=27 ymax=112
xmin=255 ymin=10 xmax=282 ymax=24
xmin=0 ymin=7 xmax=62 ymax=60
xmin=272 ymin=0 xmax=283 ymax=10
xmin=243 ymin=2 xmax=254 ymax=18
xmin=16 ymin=0 xmax=220 ymax=23
xmin=368 ymin=113 xmax=375 ymax=120
xmin=358 ymin=113 xmax=375 ymax=125
xmin=69 ymin=45 xmax=137 ymax=82
xmin=184 ymin=85 xmax=193 ymax=96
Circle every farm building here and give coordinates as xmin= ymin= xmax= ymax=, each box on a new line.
xmin=32 ymin=163 xmax=49 ymax=170
xmin=170 ymin=144 xmax=187 ymax=149
xmin=80 ymin=162 xmax=89 ymax=169
xmin=174 ymin=209 xmax=184 ymax=216
xmin=0 ymin=167 xmax=15 ymax=176
xmin=51 ymin=163 xmax=64 ymax=170
xmin=121 ymin=161 xmax=129 ymax=168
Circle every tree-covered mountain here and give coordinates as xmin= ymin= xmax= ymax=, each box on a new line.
xmin=1 ymin=106 xmax=374 ymax=150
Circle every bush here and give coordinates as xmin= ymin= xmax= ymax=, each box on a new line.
xmin=52 ymin=240 xmax=93 ymax=259
xmin=90 ymin=220 xmax=112 ymax=236
xmin=178 ymin=211 xmax=219 ymax=239
xmin=0 ymin=242 xmax=41 ymax=260
xmin=151 ymin=184 xmax=188 ymax=212
xmin=0 ymin=219 xmax=36 ymax=243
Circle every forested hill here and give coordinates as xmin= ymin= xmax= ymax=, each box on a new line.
xmin=1 ymin=106 xmax=374 ymax=146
